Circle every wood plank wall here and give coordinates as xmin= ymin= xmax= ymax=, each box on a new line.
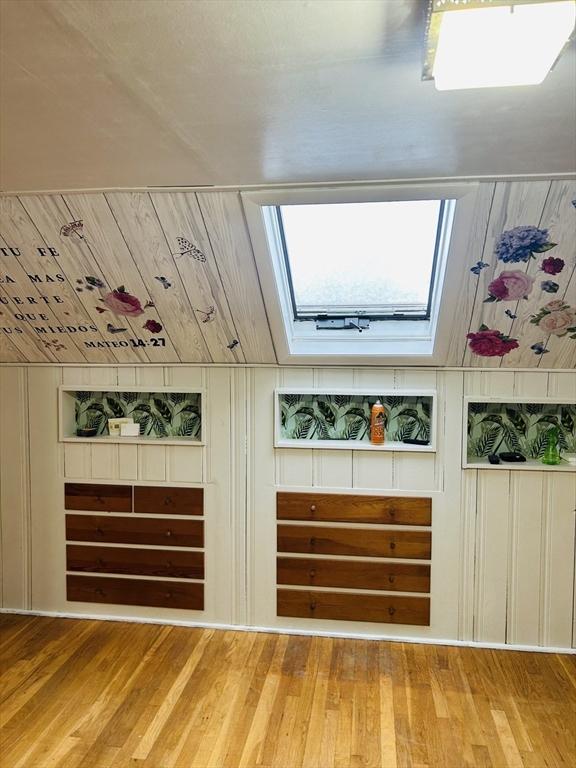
xmin=1 ymin=180 xmax=574 ymax=367
xmin=2 ymin=365 xmax=573 ymax=650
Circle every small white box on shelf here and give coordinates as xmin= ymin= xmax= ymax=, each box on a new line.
xmin=108 ymin=417 xmax=134 ymax=436
xmin=120 ymin=422 xmax=140 ymax=437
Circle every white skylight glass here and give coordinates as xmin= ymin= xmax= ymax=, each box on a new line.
xmin=432 ymin=1 xmax=576 ymax=90
xmin=278 ymin=200 xmax=443 ymax=319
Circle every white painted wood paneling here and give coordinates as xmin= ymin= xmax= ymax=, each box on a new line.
xmin=0 ymin=367 xmax=30 ymax=608
xmin=474 ymin=471 xmax=510 ymax=643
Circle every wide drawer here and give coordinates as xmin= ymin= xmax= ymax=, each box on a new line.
xmin=65 ymin=483 xmax=132 ymax=513
xmin=277 ymin=557 xmax=430 ymax=592
xmin=277 ymin=492 xmax=431 ymax=526
xmin=66 ymin=515 xmax=204 ymax=548
xmin=67 ymin=575 xmax=204 ymax=610
xmin=66 ymin=545 xmax=204 ymax=579
xmin=133 ymin=486 xmax=203 ymax=516
xmin=277 ymin=589 xmax=430 ymax=626
xmin=277 ymin=525 xmax=431 ymax=559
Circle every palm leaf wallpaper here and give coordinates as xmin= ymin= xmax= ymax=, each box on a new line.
xmin=279 ymin=394 xmax=432 ymax=444
xmin=467 ymin=402 xmax=576 ymax=459
xmin=74 ymin=391 xmax=202 ymax=439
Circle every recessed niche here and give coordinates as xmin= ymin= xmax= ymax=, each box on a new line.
xmin=59 ymin=386 xmax=203 ymax=445
xmin=464 ymin=398 xmax=576 ymax=471
xmin=275 ymin=389 xmax=436 ymax=452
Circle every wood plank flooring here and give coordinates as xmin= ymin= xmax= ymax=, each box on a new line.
xmin=1 ymin=615 xmax=575 ymax=768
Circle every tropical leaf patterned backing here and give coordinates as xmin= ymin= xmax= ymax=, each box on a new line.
xmin=279 ymin=394 xmax=432 ymax=443
xmin=74 ymin=391 xmax=201 ymax=439
xmin=467 ymin=402 xmax=576 ymax=458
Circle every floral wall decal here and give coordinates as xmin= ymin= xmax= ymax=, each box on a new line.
xmin=495 ymin=226 xmax=556 ymax=263
xmin=541 ymin=256 xmax=564 ymax=275
xmin=101 ymin=288 xmax=144 ymax=317
xmin=143 ymin=319 xmax=162 ymax=334
xmin=530 ymin=301 xmax=576 ymax=339
xmin=484 ymin=270 xmax=534 ymax=303
xmin=466 ymin=326 xmax=519 ymax=357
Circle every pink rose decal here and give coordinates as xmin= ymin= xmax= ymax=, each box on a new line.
xmin=541 ymin=257 xmax=564 ymax=275
xmin=538 ymin=308 xmax=576 ymax=336
xmin=102 ymin=289 xmax=144 ymax=318
xmin=467 ymin=326 xmax=519 ymax=357
xmin=531 ymin=301 xmax=576 ymax=339
xmin=485 ymin=270 xmax=535 ymax=302
xmin=143 ymin=319 xmax=162 ymax=333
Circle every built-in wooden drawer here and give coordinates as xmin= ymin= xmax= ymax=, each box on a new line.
xmin=277 ymin=557 xmax=430 ymax=592
xmin=66 ymin=545 xmax=204 ymax=579
xmin=277 ymin=492 xmax=431 ymax=526
xmin=277 ymin=525 xmax=431 ymax=559
xmin=65 ymin=483 xmax=132 ymax=513
xmin=67 ymin=575 xmax=204 ymax=610
xmin=277 ymin=589 xmax=430 ymax=626
xmin=133 ymin=486 xmax=203 ymax=516
xmin=66 ymin=515 xmax=203 ymax=548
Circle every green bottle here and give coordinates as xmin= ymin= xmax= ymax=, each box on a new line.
xmin=541 ymin=426 xmax=562 ymax=465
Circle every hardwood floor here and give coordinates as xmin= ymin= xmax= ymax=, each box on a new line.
xmin=1 ymin=615 xmax=575 ymax=768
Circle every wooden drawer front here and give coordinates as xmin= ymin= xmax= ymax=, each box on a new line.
xmin=67 ymin=545 xmax=204 ymax=579
xmin=277 ymin=493 xmax=431 ymax=526
xmin=133 ymin=486 xmax=203 ymax=516
xmin=277 ymin=589 xmax=430 ymax=626
xmin=277 ymin=525 xmax=431 ymax=559
xmin=66 ymin=515 xmax=203 ymax=548
xmin=65 ymin=483 xmax=132 ymax=513
xmin=67 ymin=575 xmax=204 ymax=610
xmin=277 ymin=557 xmax=430 ymax=593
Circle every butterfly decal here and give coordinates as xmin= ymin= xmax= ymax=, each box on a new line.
xmin=173 ymin=237 xmax=207 ymax=262
xmin=155 ymin=276 xmax=172 ymax=289
xmin=470 ymin=261 xmax=489 ymax=276
xmin=504 ymin=309 xmax=517 ymax=320
xmin=530 ymin=342 xmax=549 ymax=355
xmin=227 ymin=339 xmax=239 ymax=350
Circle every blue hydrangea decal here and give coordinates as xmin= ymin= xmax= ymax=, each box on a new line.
xmin=495 ymin=226 xmax=556 ymax=263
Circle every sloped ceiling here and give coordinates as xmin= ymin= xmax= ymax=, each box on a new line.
xmin=0 ymin=180 xmax=575 ymax=367
xmin=1 ymin=0 xmax=575 ymax=192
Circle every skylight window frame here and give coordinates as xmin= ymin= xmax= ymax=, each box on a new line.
xmin=242 ymin=182 xmax=481 ymax=366
xmin=275 ymin=199 xmax=447 ymax=323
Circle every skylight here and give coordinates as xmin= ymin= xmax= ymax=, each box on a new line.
xmin=277 ymin=200 xmax=445 ymax=322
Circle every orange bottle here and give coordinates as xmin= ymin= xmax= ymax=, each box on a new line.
xmin=370 ymin=400 xmax=385 ymax=445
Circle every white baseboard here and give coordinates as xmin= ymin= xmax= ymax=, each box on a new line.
xmin=1 ymin=607 xmax=574 ymax=655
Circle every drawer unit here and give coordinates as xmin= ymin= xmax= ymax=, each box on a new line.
xmin=65 ymin=483 xmax=132 ymax=513
xmin=277 ymin=589 xmax=430 ymax=626
xmin=277 ymin=492 xmax=431 ymax=526
xmin=276 ymin=491 xmax=432 ymax=627
xmin=277 ymin=557 xmax=430 ymax=593
xmin=67 ymin=575 xmax=204 ymax=610
xmin=133 ymin=486 xmax=203 ymax=516
xmin=65 ymin=482 xmax=205 ymax=611
xmin=66 ymin=514 xmax=204 ymax=548
xmin=67 ymin=545 xmax=204 ymax=579
xmin=277 ymin=525 xmax=431 ymax=559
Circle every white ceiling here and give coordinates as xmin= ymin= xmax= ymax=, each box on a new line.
xmin=1 ymin=0 xmax=575 ymax=192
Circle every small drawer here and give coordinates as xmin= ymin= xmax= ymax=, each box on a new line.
xmin=67 ymin=545 xmax=204 ymax=579
xmin=66 ymin=515 xmax=204 ymax=548
xmin=277 ymin=589 xmax=430 ymax=626
xmin=65 ymin=483 xmax=132 ymax=513
xmin=277 ymin=492 xmax=431 ymax=526
xmin=134 ymin=486 xmax=203 ymax=516
xmin=67 ymin=575 xmax=204 ymax=610
xmin=277 ymin=525 xmax=431 ymax=559
xmin=277 ymin=557 xmax=430 ymax=593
